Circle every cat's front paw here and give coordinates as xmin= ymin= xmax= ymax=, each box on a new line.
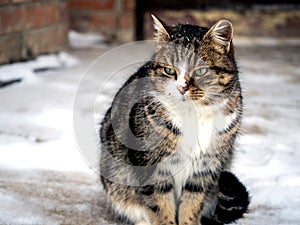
xmin=178 ymin=219 xmax=201 ymax=225
xmin=135 ymin=220 xmax=151 ymax=225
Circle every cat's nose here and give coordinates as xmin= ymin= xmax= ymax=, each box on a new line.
xmin=176 ymin=85 xmax=186 ymax=95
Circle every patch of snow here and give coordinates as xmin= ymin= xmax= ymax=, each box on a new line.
xmin=68 ymin=30 xmax=109 ymax=49
xmin=0 ymin=52 xmax=79 ymax=82
xmin=0 ymin=62 xmax=37 ymax=82
xmin=33 ymin=52 xmax=79 ymax=69
xmin=0 ymin=135 xmax=90 ymax=172
xmin=0 ymin=109 xmax=90 ymax=172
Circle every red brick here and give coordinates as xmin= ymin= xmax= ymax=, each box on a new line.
xmin=0 ymin=7 xmax=25 ymax=34
xmin=90 ymin=12 xmax=116 ymax=30
xmin=0 ymin=34 xmax=22 ymax=64
xmin=123 ymin=0 xmax=135 ymax=11
xmin=24 ymin=23 xmax=68 ymax=56
xmin=10 ymin=0 xmax=41 ymax=3
xmin=0 ymin=0 xmax=10 ymax=6
xmin=25 ymin=3 xmax=60 ymax=29
xmin=69 ymin=0 xmax=115 ymax=10
xmin=119 ymin=12 xmax=135 ymax=30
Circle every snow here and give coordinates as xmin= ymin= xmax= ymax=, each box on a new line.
xmin=0 ymin=52 xmax=78 ymax=82
xmin=68 ymin=30 xmax=110 ymax=49
xmin=0 ymin=42 xmax=300 ymax=224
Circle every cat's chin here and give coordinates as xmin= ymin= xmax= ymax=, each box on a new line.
xmin=176 ymin=94 xmax=192 ymax=103
xmin=181 ymin=94 xmax=187 ymax=102
xmin=172 ymin=93 xmax=196 ymax=103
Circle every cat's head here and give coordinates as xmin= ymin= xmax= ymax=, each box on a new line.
xmin=149 ymin=15 xmax=238 ymax=107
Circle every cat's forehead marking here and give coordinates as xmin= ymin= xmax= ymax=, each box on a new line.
xmin=176 ymin=61 xmax=188 ymax=87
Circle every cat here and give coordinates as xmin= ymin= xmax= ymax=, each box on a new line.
xmin=100 ymin=15 xmax=249 ymax=225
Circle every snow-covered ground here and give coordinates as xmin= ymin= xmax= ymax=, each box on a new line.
xmin=0 ymin=41 xmax=299 ymax=225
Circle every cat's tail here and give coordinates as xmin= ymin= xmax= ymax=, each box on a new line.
xmin=202 ymin=171 xmax=250 ymax=225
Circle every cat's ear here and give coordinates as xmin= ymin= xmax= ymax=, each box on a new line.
xmin=204 ymin=19 xmax=233 ymax=53
xmin=151 ymin=14 xmax=170 ymax=42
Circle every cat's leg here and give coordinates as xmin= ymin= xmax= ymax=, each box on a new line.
xmin=104 ymin=179 xmax=176 ymax=225
xmin=109 ymin=189 xmax=177 ymax=225
xmin=101 ymin=175 xmax=151 ymax=225
xmin=178 ymin=190 xmax=205 ymax=225
xmin=138 ymin=181 xmax=177 ymax=225
xmin=111 ymin=201 xmax=152 ymax=225
xmin=178 ymin=174 xmax=218 ymax=225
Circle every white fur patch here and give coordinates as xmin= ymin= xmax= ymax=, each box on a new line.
xmin=136 ymin=221 xmax=151 ymax=225
xmin=175 ymin=62 xmax=188 ymax=88
xmin=111 ymin=200 xmax=151 ymax=225
xmin=155 ymin=83 xmax=238 ymax=199
xmin=172 ymin=108 xmax=237 ymax=199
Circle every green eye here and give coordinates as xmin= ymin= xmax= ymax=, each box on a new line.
xmin=194 ymin=68 xmax=208 ymax=77
xmin=164 ymin=67 xmax=177 ymax=76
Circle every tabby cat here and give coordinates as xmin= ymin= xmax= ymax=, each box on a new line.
xmin=100 ymin=15 xmax=249 ymax=225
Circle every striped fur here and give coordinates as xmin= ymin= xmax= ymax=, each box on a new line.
xmin=100 ymin=15 xmax=248 ymax=225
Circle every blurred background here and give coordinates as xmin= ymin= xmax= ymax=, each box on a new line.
xmin=1 ymin=0 xmax=300 ymax=64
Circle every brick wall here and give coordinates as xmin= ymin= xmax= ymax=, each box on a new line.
xmin=69 ymin=0 xmax=135 ymax=42
xmin=0 ymin=0 xmax=68 ymax=65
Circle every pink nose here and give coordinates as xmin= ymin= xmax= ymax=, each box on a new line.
xmin=176 ymin=85 xmax=186 ymax=95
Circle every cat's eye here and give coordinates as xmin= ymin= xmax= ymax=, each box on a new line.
xmin=194 ymin=68 xmax=208 ymax=77
xmin=164 ymin=67 xmax=177 ymax=76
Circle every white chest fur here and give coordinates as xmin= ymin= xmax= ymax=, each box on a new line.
xmin=158 ymin=97 xmax=237 ymax=199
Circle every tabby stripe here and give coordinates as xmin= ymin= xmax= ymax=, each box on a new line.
xmin=209 ymin=66 xmax=235 ymax=75
xmin=187 ymin=51 xmax=193 ymax=67
xmin=218 ymin=191 xmax=249 ymax=209
xmin=149 ymin=205 xmax=159 ymax=213
xmin=215 ymin=204 xmax=248 ymax=224
xmin=183 ymin=182 xmax=203 ymax=193
xmin=177 ymin=45 xmax=182 ymax=60
xmin=180 ymin=45 xmax=185 ymax=61
xmin=218 ymin=204 xmax=245 ymax=211
xmin=193 ymin=55 xmax=200 ymax=69
xmin=139 ymin=183 xmax=173 ymax=196
xmin=162 ymin=55 xmax=170 ymax=66
xmin=174 ymin=45 xmax=180 ymax=66
xmin=157 ymin=169 xmax=172 ymax=177
xmin=169 ymin=50 xmax=175 ymax=66
xmin=218 ymin=192 xmax=234 ymax=201
xmin=152 ymin=116 xmax=181 ymax=135
xmin=182 ymin=45 xmax=187 ymax=60
xmin=193 ymin=170 xmax=219 ymax=179
xmin=217 ymin=114 xmax=239 ymax=135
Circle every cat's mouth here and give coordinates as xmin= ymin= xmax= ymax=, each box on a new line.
xmin=176 ymin=84 xmax=188 ymax=102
